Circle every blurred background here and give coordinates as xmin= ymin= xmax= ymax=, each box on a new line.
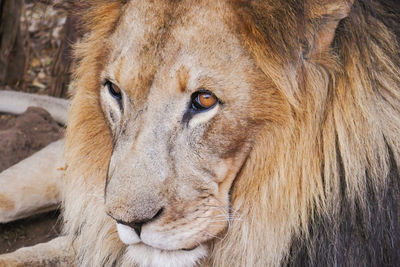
xmin=0 ymin=0 xmax=78 ymax=255
xmin=0 ymin=0 xmax=81 ymax=98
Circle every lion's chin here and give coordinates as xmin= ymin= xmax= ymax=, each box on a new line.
xmin=124 ymin=243 xmax=208 ymax=267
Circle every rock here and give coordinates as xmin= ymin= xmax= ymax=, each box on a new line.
xmin=0 ymin=107 xmax=64 ymax=172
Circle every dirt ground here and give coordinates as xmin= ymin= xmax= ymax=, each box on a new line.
xmin=0 ymin=108 xmax=63 ymax=254
xmin=0 ymin=211 xmax=61 ymax=254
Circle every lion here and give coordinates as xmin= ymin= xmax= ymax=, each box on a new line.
xmin=1 ymin=0 xmax=400 ymax=266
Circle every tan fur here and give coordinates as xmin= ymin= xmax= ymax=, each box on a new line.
xmin=0 ymin=139 xmax=65 ymax=223
xmin=44 ymin=184 xmax=59 ymax=201
xmin=0 ymin=195 xmax=15 ymax=211
xmin=61 ymin=0 xmax=400 ymax=266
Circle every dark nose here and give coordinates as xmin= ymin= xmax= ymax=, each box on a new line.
xmin=115 ymin=208 xmax=164 ymax=237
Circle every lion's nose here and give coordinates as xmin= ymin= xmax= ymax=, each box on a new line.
xmin=113 ymin=208 xmax=164 ymax=236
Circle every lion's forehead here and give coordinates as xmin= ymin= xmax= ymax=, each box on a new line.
xmin=104 ymin=0 xmax=247 ymax=96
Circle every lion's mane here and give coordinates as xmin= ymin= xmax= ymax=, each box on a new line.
xmin=63 ymin=0 xmax=400 ymax=266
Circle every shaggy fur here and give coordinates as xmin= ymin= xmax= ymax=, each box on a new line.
xmin=63 ymin=0 xmax=400 ymax=266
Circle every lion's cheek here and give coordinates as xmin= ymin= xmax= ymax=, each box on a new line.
xmin=140 ymin=207 xmax=227 ymax=250
xmin=214 ymin=152 xmax=250 ymax=197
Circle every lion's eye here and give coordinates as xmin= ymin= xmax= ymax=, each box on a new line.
xmin=191 ymin=90 xmax=218 ymax=111
xmin=105 ymin=80 xmax=122 ymax=101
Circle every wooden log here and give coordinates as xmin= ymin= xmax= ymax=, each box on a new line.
xmin=49 ymin=12 xmax=81 ymax=97
xmin=0 ymin=0 xmax=25 ymax=86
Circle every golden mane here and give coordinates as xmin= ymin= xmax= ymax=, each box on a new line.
xmin=63 ymin=0 xmax=400 ymax=266
xmin=209 ymin=1 xmax=400 ymax=265
xmin=63 ymin=1 xmax=124 ymax=265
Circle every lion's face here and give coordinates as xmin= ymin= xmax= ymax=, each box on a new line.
xmin=62 ymin=0 xmax=400 ymax=265
xmin=101 ymin=0 xmax=285 ymax=255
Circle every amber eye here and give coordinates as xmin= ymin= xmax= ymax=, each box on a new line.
xmin=105 ymin=80 xmax=122 ymax=101
xmin=191 ymin=90 xmax=218 ymax=111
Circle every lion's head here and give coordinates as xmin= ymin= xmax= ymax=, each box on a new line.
xmin=101 ymin=0 xmax=287 ymax=253
xmin=63 ymin=0 xmax=400 ymax=266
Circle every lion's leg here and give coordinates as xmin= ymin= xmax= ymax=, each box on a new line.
xmin=0 ymin=236 xmax=75 ymax=267
xmin=0 ymin=90 xmax=69 ymax=124
xmin=0 ymin=139 xmax=65 ymax=223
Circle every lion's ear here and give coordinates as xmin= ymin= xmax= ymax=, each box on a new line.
xmin=308 ymin=0 xmax=354 ymax=56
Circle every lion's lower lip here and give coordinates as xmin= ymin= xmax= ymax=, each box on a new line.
xmin=136 ymin=241 xmax=199 ymax=252
xmin=181 ymin=245 xmax=199 ymax=251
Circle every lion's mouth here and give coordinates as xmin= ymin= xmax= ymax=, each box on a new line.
xmin=116 ymin=222 xmax=200 ymax=252
xmin=133 ymin=240 xmax=199 ymax=252
xmin=181 ymin=245 xmax=199 ymax=251
xmin=138 ymin=242 xmax=199 ymax=252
